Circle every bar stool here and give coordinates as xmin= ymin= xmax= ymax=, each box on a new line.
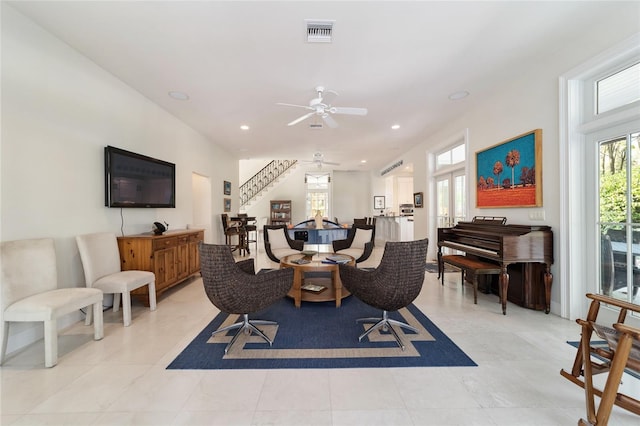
xmin=238 ymin=213 xmax=257 ymax=252
xmin=221 ymin=214 xmax=247 ymax=255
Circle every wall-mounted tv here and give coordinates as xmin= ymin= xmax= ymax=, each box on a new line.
xmin=104 ymin=146 xmax=175 ymax=208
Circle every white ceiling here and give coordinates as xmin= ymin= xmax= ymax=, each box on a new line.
xmin=7 ymin=1 xmax=638 ymax=172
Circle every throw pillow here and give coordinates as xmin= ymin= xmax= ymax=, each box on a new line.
xmin=351 ymin=229 xmax=373 ymax=250
xmin=267 ymin=228 xmax=289 ymax=250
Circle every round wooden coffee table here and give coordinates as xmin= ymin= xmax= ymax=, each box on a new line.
xmin=280 ymin=253 xmax=355 ymax=308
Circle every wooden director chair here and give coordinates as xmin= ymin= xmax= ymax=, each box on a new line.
xmin=560 ymin=293 xmax=640 ymax=425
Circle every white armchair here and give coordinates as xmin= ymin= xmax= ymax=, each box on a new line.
xmin=76 ymin=232 xmax=156 ymax=327
xmin=332 ymin=224 xmax=375 ymax=263
xmin=263 ymin=225 xmax=304 ymax=263
xmin=1 ymin=238 xmax=104 ymax=368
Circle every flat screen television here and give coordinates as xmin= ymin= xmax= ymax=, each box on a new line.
xmin=104 ymin=146 xmax=176 ymax=208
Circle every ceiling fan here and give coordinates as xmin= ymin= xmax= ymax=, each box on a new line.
xmin=277 ymin=86 xmax=367 ymax=128
xmin=302 ymin=152 xmax=340 ymax=168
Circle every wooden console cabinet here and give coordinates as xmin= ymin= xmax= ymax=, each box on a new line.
xmin=117 ymin=229 xmax=204 ymax=305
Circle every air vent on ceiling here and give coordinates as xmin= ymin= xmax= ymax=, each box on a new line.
xmin=381 ymin=160 xmax=404 ymax=176
xmin=309 ymin=123 xmax=323 ymax=129
xmin=305 ymin=20 xmax=334 ymax=43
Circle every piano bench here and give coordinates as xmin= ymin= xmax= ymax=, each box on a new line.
xmin=441 ymin=255 xmax=502 ymax=305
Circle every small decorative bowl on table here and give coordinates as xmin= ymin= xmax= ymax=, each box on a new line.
xmin=301 ymin=250 xmax=317 ymax=261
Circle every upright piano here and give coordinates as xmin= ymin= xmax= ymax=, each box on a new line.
xmin=437 ymin=217 xmax=554 ymax=313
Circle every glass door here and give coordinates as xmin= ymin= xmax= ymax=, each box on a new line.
xmin=597 ymin=131 xmax=639 ymax=304
xmin=436 ymin=176 xmax=450 ymax=228
xmin=436 ymin=170 xmax=466 ymax=228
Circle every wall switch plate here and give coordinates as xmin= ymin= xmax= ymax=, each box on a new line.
xmin=529 ymin=210 xmax=545 ymax=221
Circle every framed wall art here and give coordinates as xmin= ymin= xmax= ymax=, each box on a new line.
xmin=413 ymin=192 xmax=424 ymax=208
xmin=373 ymin=196 xmax=385 ymax=209
xmin=223 ymin=198 xmax=231 ymax=212
xmin=223 ymin=180 xmax=231 ymax=195
xmin=476 ymin=129 xmax=542 ymax=208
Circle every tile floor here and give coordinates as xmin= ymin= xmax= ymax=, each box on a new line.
xmin=2 ymin=244 xmax=639 ymax=425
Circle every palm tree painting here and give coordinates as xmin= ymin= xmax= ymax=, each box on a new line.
xmin=476 ymin=129 xmax=542 ymax=208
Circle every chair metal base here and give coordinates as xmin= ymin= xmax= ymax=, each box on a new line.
xmin=211 ymin=313 xmax=276 ymax=354
xmin=356 ymin=310 xmax=418 ymax=350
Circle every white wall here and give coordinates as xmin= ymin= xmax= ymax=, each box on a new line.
xmin=243 ymin=165 xmax=377 ymax=227
xmin=332 ymin=171 xmax=374 ymax=223
xmin=385 ymin=28 xmax=639 ymax=316
xmin=1 ymin=5 xmax=239 ymax=353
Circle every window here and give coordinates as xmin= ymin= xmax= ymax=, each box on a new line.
xmin=436 ymin=143 xmax=465 ymax=170
xmin=597 ymin=62 xmax=640 ymax=114
xmin=305 ymin=172 xmax=331 ymax=218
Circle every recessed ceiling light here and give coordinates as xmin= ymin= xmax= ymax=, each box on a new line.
xmin=168 ymin=91 xmax=189 ymax=100
xmin=240 ymin=125 xmax=250 ymax=130
xmin=391 ymin=124 xmax=400 ymax=130
xmin=361 ymin=160 xmax=367 ymax=163
xmin=448 ymin=91 xmax=469 ymax=101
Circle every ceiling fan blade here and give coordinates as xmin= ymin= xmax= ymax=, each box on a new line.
xmin=276 ymin=102 xmax=313 ymax=110
xmin=322 ymin=114 xmax=338 ymax=128
xmin=287 ymin=112 xmax=314 ymax=126
xmin=323 ymin=161 xmax=341 ymax=166
xmin=331 ymin=106 xmax=368 ymax=116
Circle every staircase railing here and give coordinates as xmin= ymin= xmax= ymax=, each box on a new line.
xmin=239 ymin=160 xmax=297 ymax=207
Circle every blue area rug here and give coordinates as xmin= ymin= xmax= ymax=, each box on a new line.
xmin=167 ymin=296 xmax=476 ymax=370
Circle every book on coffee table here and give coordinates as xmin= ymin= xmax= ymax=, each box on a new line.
xmin=301 ymin=283 xmax=327 ymax=293
xmin=324 ymin=254 xmax=351 ymax=264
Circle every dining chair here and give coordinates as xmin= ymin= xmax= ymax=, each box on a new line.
xmin=1 ymin=238 xmax=104 ymax=367
xmin=76 ymin=232 xmax=156 ymax=327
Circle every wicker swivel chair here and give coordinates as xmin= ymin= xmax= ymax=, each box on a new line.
xmin=199 ymin=243 xmax=293 ymax=354
xmin=332 ymin=224 xmax=375 ymax=263
xmin=339 ymin=238 xmax=428 ymax=350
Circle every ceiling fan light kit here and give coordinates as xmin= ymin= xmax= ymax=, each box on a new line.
xmin=301 ymin=152 xmax=340 ymax=168
xmin=277 ymin=86 xmax=367 ymax=128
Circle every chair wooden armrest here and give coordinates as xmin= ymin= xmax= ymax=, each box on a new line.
xmin=332 ymin=237 xmax=351 ymax=252
xmin=357 ymin=241 xmax=374 ymax=263
xmin=289 ymin=239 xmax=304 ymax=250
